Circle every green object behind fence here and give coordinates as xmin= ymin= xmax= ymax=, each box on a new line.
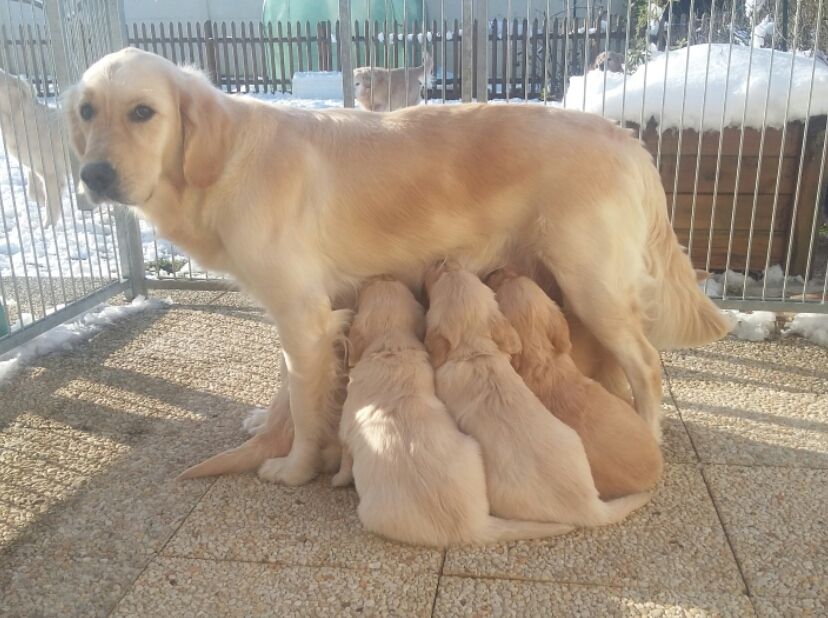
xmin=262 ymin=0 xmax=425 ymax=87
xmin=0 ymin=304 xmax=9 ymax=338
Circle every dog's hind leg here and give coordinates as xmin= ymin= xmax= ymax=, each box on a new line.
xmin=536 ymin=234 xmax=664 ymax=440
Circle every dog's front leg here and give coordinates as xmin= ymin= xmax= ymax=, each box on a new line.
xmin=258 ymin=298 xmax=345 ymax=486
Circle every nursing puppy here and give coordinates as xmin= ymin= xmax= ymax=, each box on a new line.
xmin=424 ymin=262 xmax=651 ymax=527
xmin=335 ymin=276 xmax=573 ymax=546
xmin=353 ymin=52 xmax=433 ymax=112
xmin=487 ymin=269 xmax=663 ymax=500
xmin=0 ymin=69 xmax=68 ymax=225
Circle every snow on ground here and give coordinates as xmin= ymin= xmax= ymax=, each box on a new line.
xmin=701 ymin=265 xmax=826 ymax=300
xmin=565 ymin=43 xmax=828 ymax=131
xmin=0 ymin=295 xmax=171 ymax=385
xmin=785 ymin=313 xmax=828 ymax=346
xmin=724 ymin=309 xmax=777 ymax=341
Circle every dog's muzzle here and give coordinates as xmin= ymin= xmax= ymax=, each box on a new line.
xmin=79 ymin=161 xmax=122 ymax=205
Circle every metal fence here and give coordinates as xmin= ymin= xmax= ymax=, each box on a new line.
xmin=1 ymin=0 xmax=827 ymax=355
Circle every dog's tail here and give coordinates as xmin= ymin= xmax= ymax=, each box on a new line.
xmin=594 ymin=491 xmax=652 ymax=526
xmin=640 ymin=156 xmax=730 ymax=350
xmin=176 ymin=427 xmax=291 ymax=480
xmin=483 ymin=517 xmax=574 ymax=543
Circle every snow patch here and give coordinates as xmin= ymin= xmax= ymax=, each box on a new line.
xmin=565 ymin=43 xmax=828 ymax=131
xmin=785 ymin=313 xmax=828 ymax=347
xmin=724 ymin=309 xmax=777 ymax=341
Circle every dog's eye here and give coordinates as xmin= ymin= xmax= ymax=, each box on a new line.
xmin=129 ymin=104 xmax=155 ymax=122
xmin=79 ymin=102 xmax=95 ymax=121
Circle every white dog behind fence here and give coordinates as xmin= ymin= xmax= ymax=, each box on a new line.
xmin=0 ymin=68 xmax=68 ymax=226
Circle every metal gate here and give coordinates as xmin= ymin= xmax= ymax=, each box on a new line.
xmin=1 ymin=0 xmax=826 ymax=356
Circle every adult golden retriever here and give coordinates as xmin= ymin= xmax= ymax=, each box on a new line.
xmin=67 ymin=48 xmax=728 ymax=485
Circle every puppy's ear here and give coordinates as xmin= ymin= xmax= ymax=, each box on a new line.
xmin=179 ymin=74 xmax=232 ymax=188
xmin=491 ymin=314 xmax=522 ymax=359
xmin=424 ymin=329 xmax=450 ymax=369
xmin=545 ymin=306 xmax=573 ymax=354
xmin=347 ymin=323 xmax=366 ymax=368
xmin=63 ymin=87 xmax=87 ymax=156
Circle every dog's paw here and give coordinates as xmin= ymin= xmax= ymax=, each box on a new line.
xmin=258 ymin=452 xmax=317 ymax=486
xmin=242 ymin=407 xmax=268 ymax=435
xmin=331 ymin=467 xmax=353 ymax=488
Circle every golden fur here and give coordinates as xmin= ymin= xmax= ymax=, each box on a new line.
xmin=424 ymin=262 xmax=651 ymax=526
xmin=68 ymin=48 xmax=728 ymax=485
xmin=487 ymin=269 xmax=663 ymax=500
xmin=333 ymin=277 xmax=573 ymax=545
xmin=353 ymin=53 xmax=433 ymax=112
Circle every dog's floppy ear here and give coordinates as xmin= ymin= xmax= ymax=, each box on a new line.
xmin=179 ymin=73 xmax=232 ymax=188
xmin=491 ymin=314 xmax=522 ymax=359
xmin=424 ymin=328 xmax=450 ymax=369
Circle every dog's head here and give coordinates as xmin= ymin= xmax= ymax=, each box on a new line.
xmin=65 ymin=47 xmax=233 ymax=209
xmin=347 ymin=276 xmax=425 ymax=367
xmin=424 ymin=261 xmax=521 ymax=368
xmin=353 ymin=66 xmax=388 ymax=111
xmin=491 ymin=274 xmax=572 ymax=361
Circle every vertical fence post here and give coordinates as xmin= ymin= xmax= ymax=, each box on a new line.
xmin=476 ymin=0 xmax=489 ymax=102
xmin=339 ymin=0 xmax=354 ymax=107
xmin=108 ymin=0 xmax=148 ymax=299
xmin=204 ymin=20 xmax=218 ymax=85
xmin=461 ymin=0 xmax=473 ymax=102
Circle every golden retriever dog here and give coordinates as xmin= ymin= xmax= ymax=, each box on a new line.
xmin=333 ymin=276 xmax=573 ymax=546
xmin=0 ymin=69 xmax=68 ymax=225
xmin=424 ymin=262 xmax=651 ymax=527
xmin=68 ymin=48 xmax=727 ymax=486
xmin=353 ymin=52 xmax=433 ymax=112
xmin=487 ymin=269 xmax=663 ymax=500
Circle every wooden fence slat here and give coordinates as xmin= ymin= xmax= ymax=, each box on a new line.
xmin=275 ymin=21 xmax=286 ymax=92
xmin=296 ymin=21 xmax=304 ymax=73
xmin=241 ymin=21 xmax=252 ymax=93
xmin=286 ymin=21 xmax=295 ymax=89
xmin=230 ymin=22 xmax=241 ymax=93
xmin=306 ymin=20 xmax=313 ymax=71
xmin=258 ymin=22 xmax=268 ymax=92
xmin=221 ymin=22 xmax=232 ymax=91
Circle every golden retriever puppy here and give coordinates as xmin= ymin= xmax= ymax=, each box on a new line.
xmin=354 ymin=53 xmax=432 ymax=112
xmin=0 ymin=69 xmax=67 ymax=225
xmin=68 ymin=48 xmax=728 ymax=486
xmin=487 ymin=269 xmax=663 ymax=500
xmin=334 ymin=276 xmax=573 ymax=546
xmin=424 ymin=262 xmax=651 ymax=527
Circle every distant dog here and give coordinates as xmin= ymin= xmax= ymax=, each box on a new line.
xmin=354 ymin=52 xmax=433 ymax=112
xmin=0 ymin=69 xmax=67 ymax=225
xmin=592 ymin=51 xmax=625 ymax=73
xmin=334 ymin=276 xmax=573 ymax=546
xmin=487 ymin=269 xmax=663 ymax=500
xmin=424 ymin=261 xmax=651 ymax=527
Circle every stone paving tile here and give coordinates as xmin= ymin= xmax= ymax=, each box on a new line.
xmin=663 ymin=338 xmax=828 ymax=396
xmin=752 ymin=596 xmax=828 ymax=617
xmin=661 ymin=397 xmax=699 ymax=464
xmin=112 ymin=557 xmax=438 ymax=617
xmin=0 ymin=545 xmax=143 ymax=618
xmin=164 ymin=475 xmax=444 ymax=575
xmin=705 ymin=466 xmax=827 ymax=600
xmin=671 ymin=384 xmax=825 ymax=468
xmin=434 ymin=576 xmax=755 ymax=617
xmin=444 ymin=463 xmax=744 ymax=594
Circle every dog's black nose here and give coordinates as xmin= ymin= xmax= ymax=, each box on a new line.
xmin=80 ymin=161 xmax=117 ymax=195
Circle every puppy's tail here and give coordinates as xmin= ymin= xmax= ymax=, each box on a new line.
xmin=177 ymin=427 xmax=290 ymax=480
xmin=640 ymin=155 xmax=730 ymax=350
xmin=484 ymin=517 xmax=574 ymax=543
xmin=594 ymin=491 xmax=652 ymax=526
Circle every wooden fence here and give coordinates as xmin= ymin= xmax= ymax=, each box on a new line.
xmin=0 ymin=14 xmax=700 ymax=101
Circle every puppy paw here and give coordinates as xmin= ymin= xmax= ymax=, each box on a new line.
xmin=331 ymin=468 xmax=353 ymax=488
xmin=242 ymin=407 xmax=268 ymax=435
xmin=258 ymin=451 xmax=318 ymax=486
